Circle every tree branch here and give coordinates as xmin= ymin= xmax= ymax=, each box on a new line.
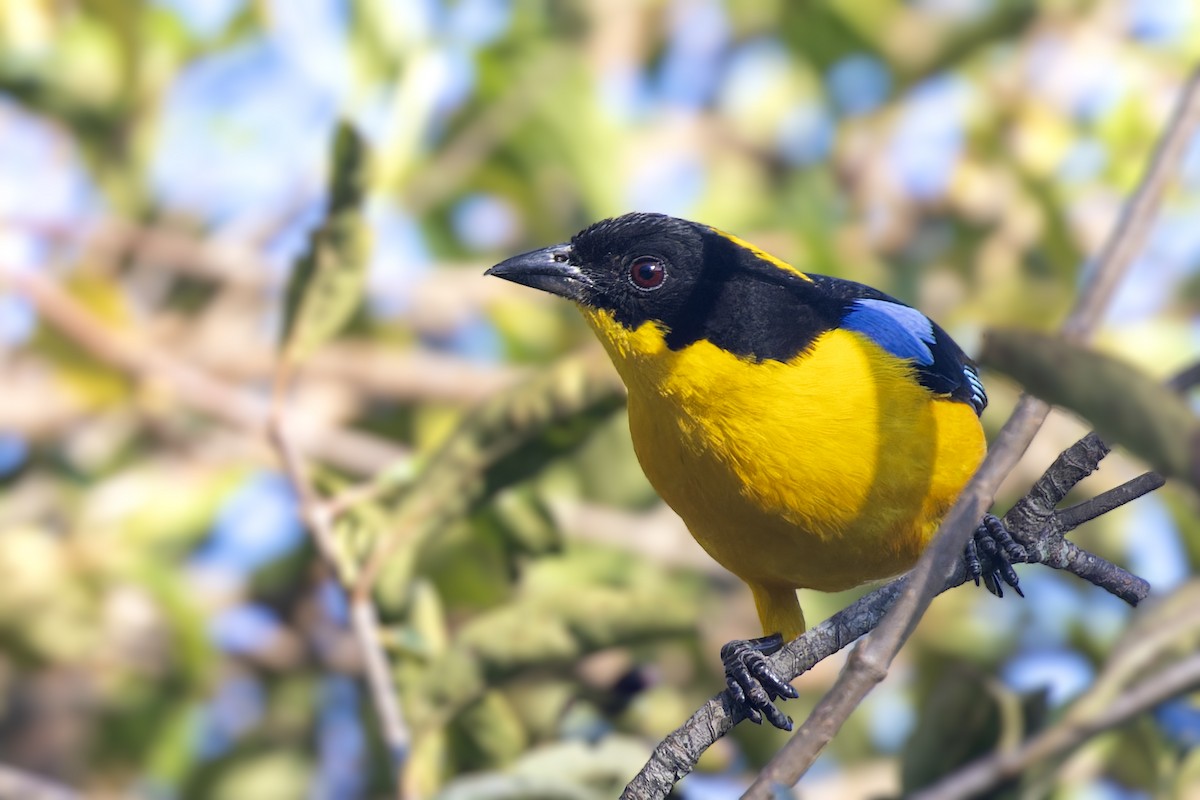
xmin=0 ymin=763 xmax=82 ymax=800
xmin=0 ymin=267 xmax=408 ymax=475
xmin=269 ymin=407 xmax=412 ymax=797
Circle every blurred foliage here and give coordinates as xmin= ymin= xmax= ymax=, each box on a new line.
xmin=901 ymin=667 xmax=1049 ymax=796
xmin=281 ymin=122 xmax=371 ymax=366
xmin=981 ymin=328 xmax=1200 ymax=487
xmin=0 ymin=1 xmax=1198 ymax=799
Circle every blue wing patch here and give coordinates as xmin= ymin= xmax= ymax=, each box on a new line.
xmin=842 ymin=298 xmax=937 ymax=366
xmin=808 ymin=274 xmax=987 ymax=416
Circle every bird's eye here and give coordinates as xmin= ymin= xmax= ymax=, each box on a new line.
xmin=629 ymin=256 xmax=666 ymax=290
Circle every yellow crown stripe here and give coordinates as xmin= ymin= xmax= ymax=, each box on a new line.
xmin=709 ymin=228 xmax=813 ymax=283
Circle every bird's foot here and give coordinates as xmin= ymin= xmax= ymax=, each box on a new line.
xmin=720 ymin=633 xmax=798 ymax=730
xmin=965 ymin=513 xmax=1027 ymax=598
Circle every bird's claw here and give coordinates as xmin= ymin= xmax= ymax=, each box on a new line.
xmin=720 ymin=633 xmax=798 ymax=730
xmin=965 ymin=513 xmax=1027 ymax=598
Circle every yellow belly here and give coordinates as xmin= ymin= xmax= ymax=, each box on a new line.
xmin=582 ymin=308 xmax=986 ymax=637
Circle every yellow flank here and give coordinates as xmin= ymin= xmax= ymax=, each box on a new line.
xmin=580 ymin=307 xmax=985 ymax=642
xmin=708 ymin=228 xmax=814 ymax=283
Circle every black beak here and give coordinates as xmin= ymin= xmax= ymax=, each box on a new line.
xmin=484 ymin=243 xmax=592 ymax=303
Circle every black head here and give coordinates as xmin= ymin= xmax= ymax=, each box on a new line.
xmin=485 ymin=213 xmax=702 ymax=314
xmin=486 ymin=212 xmax=831 ymax=357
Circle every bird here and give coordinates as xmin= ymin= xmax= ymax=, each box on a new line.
xmin=486 ymin=212 xmax=1022 ymax=729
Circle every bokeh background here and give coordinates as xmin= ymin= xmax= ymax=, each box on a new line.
xmin=1 ymin=1 xmax=1199 ymax=798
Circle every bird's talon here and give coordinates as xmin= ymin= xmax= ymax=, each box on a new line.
xmin=721 ymin=635 xmax=795 ymax=730
xmin=764 ymin=705 xmax=792 ymax=730
xmin=750 ymin=659 xmax=781 ymax=688
xmin=964 ymin=538 xmax=982 ymax=583
xmin=967 ymin=514 xmax=1024 ymax=599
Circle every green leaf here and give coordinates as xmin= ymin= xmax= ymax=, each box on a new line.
xmin=1175 ymin=746 xmax=1200 ymax=796
xmin=143 ymin=703 xmax=202 ymax=790
xmin=979 ymin=329 xmax=1200 ymax=486
xmin=451 ymin=689 xmax=529 ymax=771
xmin=485 ymin=488 xmax=563 ymax=557
xmin=130 ymin=558 xmax=216 ymax=689
xmin=280 ymin=122 xmax=371 ymax=363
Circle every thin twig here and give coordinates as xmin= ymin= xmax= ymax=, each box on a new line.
xmin=1004 ymin=431 xmax=1109 ymax=534
xmin=267 ymin=416 xmax=342 ymax=568
xmin=351 ymin=597 xmax=412 ymax=789
xmin=933 ymin=586 xmax=1200 ymax=800
xmin=1025 ymin=347 xmax=1200 ymax=596
xmin=1004 ymin=433 xmax=1151 ymax=605
xmin=1051 ymin=541 xmax=1151 ymax=606
xmin=326 ymin=475 xmax=412 ymax=519
xmin=20 ymin=216 xmax=514 ymax=332
xmin=1062 ymin=70 xmax=1200 ymax=338
xmin=188 ymin=339 xmax=523 ymax=405
xmin=1054 ymin=472 xmax=1166 ymax=532
xmin=268 ymin=409 xmax=412 ymax=798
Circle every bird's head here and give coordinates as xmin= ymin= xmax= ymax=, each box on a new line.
xmin=485 ymin=213 xmax=704 ymax=329
xmin=485 ymin=212 xmax=816 ymax=356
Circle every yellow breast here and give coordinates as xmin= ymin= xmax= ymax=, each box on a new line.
xmin=581 ymin=307 xmax=986 ymax=594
